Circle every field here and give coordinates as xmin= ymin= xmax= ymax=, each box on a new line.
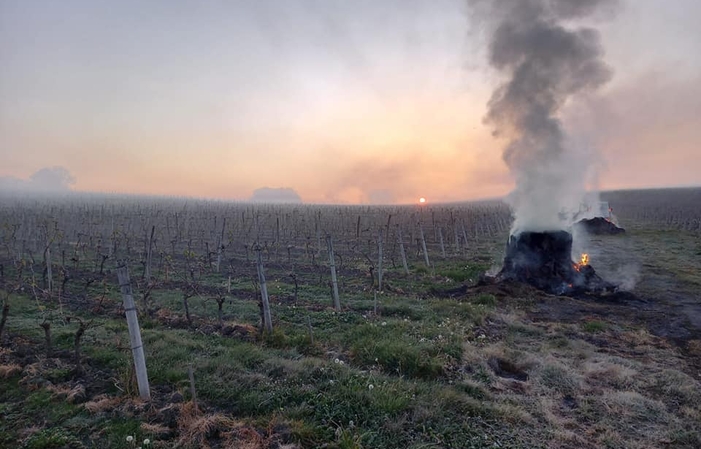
xmin=1 ymin=187 xmax=700 ymax=449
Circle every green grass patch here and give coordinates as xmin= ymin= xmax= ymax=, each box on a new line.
xmin=582 ymin=320 xmax=607 ymax=333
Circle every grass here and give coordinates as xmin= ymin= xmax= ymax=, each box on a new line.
xmin=582 ymin=320 xmax=607 ymax=333
xmin=1 ymin=226 xmax=700 ymax=449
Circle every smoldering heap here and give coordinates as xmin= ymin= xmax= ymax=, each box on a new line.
xmin=471 ymin=0 xmax=620 ymax=295
xmin=499 ymin=231 xmax=615 ymax=295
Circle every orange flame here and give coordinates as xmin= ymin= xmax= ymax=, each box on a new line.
xmin=573 ymin=253 xmax=589 ymax=271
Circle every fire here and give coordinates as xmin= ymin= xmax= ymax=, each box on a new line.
xmin=573 ymin=253 xmax=589 ymax=271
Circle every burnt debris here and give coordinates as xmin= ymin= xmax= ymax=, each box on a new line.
xmin=492 ymin=231 xmax=616 ymax=296
xmin=575 ymin=217 xmax=625 ymax=235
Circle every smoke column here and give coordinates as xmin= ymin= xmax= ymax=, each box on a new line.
xmin=471 ymin=0 xmax=615 ymax=234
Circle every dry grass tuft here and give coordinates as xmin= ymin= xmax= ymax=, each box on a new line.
xmin=221 ymin=424 xmax=266 ymax=449
xmin=66 ymin=384 xmax=86 ymax=403
xmin=46 ymin=383 xmax=85 ymax=403
xmin=46 ymin=383 xmax=73 ymax=396
xmin=0 ymin=363 xmax=22 ymax=378
xmin=22 ymin=362 xmax=41 ymax=377
xmin=141 ymin=422 xmax=171 ymax=436
xmin=221 ymin=418 xmax=295 ymax=449
xmin=583 ymin=357 xmax=638 ymax=389
xmin=175 ymin=402 xmax=238 ymax=449
xmin=687 ymin=339 xmax=701 ymax=356
xmin=155 ymin=308 xmax=173 ymax=320
xmin=84 ymin=394 xmax=122 ymax=414
xmin=602 ymin=390 xmax=668 ymax=425
xmin=532 ymin=358 xmax=583 ymax=396
xmin=651 ymin=369 xmax=701 ymax=407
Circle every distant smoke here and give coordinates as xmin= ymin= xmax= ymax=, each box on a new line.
xmin=471 ymin=0 xmax=615 ymax=234
xmin=250 ymin=187 xmax=303 ymax=204
xmin=0 ymin=166 xmax=76 ymax=193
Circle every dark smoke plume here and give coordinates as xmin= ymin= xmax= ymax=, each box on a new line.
xmin=471 ymin=0 xmax=615 ymax=233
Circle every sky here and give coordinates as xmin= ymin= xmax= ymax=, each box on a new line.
xmin=1 ymin=0 xmax=700 ymax=204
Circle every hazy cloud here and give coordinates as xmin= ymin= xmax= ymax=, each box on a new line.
xmin=0 ymin=166 xmax=76 ymax=193
xmin=250 ymin=187 xmax=303 ymax=204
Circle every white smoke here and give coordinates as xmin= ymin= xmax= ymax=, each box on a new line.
xmin=470 ymin=0 xmax=616 ymax=234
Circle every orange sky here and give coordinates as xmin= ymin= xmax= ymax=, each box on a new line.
xmin=1 ymin=0 xmax=700 ymax=204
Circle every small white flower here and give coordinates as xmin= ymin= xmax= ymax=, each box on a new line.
xmin=126 ymin=436 xmax=134 ymax=443
xmin=368 ymin=384 xmax=374 ymax=390
xmin=334 ymin=358 xmax=340 ymax=364
xmin=143 ymin=439 xmax=150 ymax=445
xmin=478 ymin=334 xmax=486 ymax=340
xmin=349 ymin=420 xmax=354 ymax=427
xmin=339 ymin=360 xmax=345 ymax=365
xmin=381 ymin=321 xmax=387 ymax=326
xmin=330 ymin=380 xmax=335 ymax=384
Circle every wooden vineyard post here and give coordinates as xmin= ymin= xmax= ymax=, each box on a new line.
xmin=307 ymin=315 xmax=314 ymax=344
xmin=255 ymin=246 xmax=273 ymax=333
xmin=145 ymin=225 xmax=155 ymax=280
xmin=438 ymin=228 xmax=446 ymax=259
xmin=188 ymin=365 xmax=198 ymax=412
xmin=316 ymin=212 xmax=322 ymax=257
xmin=326 ymin=235 xmax=341 ymax=312
xmin=419 ymin=223 xmax=430 ymax=267
xmin=377 ymin=231 xmax=384 ymax=292
xmin=216 ymin=218 xmax=226 ymax=273
xmin=452 ymin=212 xmax=460 ymax=254
xmin=461 ymin=222 xmax=469 ymax=255
xmin=397 ymin=227 xmax=410 ymax=275
xmin=45 ymin=244 xmax=53 ymax=294
xmin=116 ymin=263 xmax=151 ymax=401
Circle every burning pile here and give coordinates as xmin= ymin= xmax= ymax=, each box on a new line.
xmin=469 ymin=0 xmax=622 ymax=297
xmin=496 ymin=230 xmax=615 ymax=295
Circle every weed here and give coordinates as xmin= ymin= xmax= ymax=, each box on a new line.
xmin=582 ymin=320 xmax=607 ymax=333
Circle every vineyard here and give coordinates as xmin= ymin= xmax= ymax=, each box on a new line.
xmin=1 ymin=187 xmax=700 ymax=449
